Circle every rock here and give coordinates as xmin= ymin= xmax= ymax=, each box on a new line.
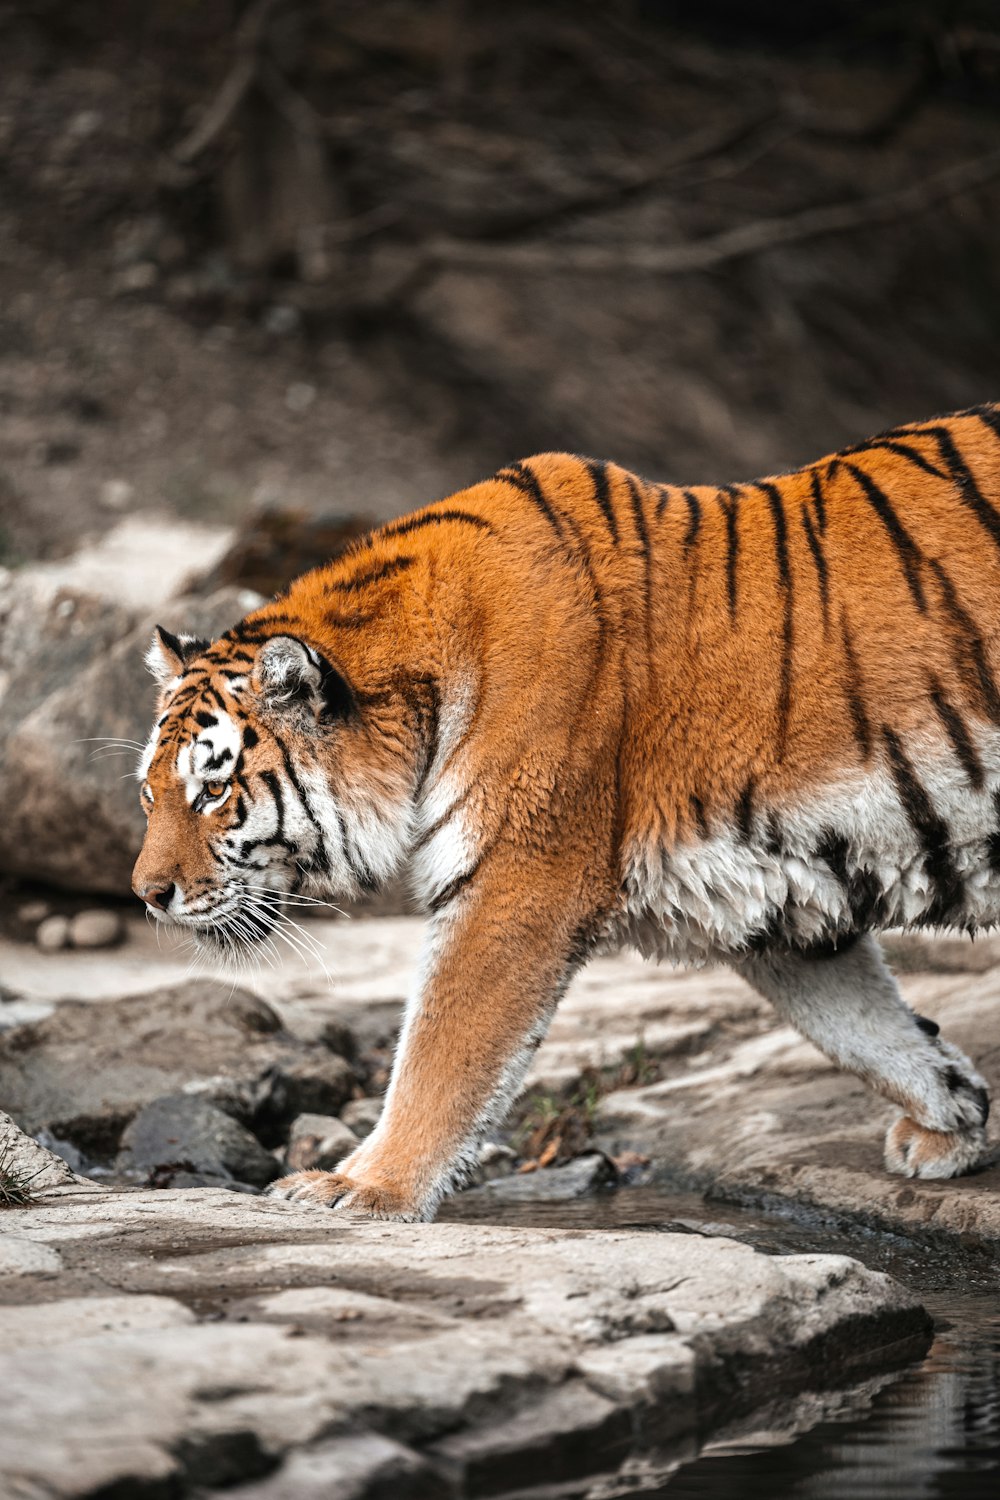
xmin=0 ymin=1185 xmax=928 ymax=1500
xmin=17 ymin=899 xmax=50 ymax=924
xmin=0 ymin=981 xmax=356 ymax=1157
xmin=189 ymin=506 xmax=374 ymax=601
xmin=476 ymin=1141 xmax=516 ymax=1182
xmin=99 ymin=478 xmax=135 ymax=511
xmin=1 ymin=1109 xmax=79 ymax=1192
xmin=285 ymin=1113 xmax=358 ymax=1173
xmin=68 ymin=907 xmax=123 ymax=949
xmin=36 ymin=914 xmax=70 ymax=951
xmin=340 ymin=1096 xmax=383 ymax=1138
xmin=1 ymin=1295 xmax=195 ymax=1351
xmin=116 ymin=1095 xmax=280 ymax=1189
xmin=0 ymin=1235 xmax=65 ymax=1279
xmin=0 ymin=569 xmax=254 ymax=895
xmin=227 ymin=1433 xmax=448 ymax=1500
xmin=590 ymin=945 xmax=1000 ymax=1248
xmin=469 ymin=1153 xmax=618 ymax=1204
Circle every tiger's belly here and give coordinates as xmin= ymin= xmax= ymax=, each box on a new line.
xmin=620 ymin=747 xmax=1000 ymax=965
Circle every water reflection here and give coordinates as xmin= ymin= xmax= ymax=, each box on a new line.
xmin=442 ymin=1185 xmax=1000 ymax=1497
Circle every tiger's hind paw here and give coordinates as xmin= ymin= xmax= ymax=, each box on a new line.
xmin=266 ymin=1169 xmax=423 ymax=1221
xmin=884 ymin=1116 xmax=987 ymax=1179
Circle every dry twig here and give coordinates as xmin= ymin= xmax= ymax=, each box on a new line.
xmin=171 ymin=0 xmax=282 ymax=167
xmin=422 ymin=148 xmax=1000 ymax=278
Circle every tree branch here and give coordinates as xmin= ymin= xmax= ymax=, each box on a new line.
xmin=422 ymin=148 xmax=1000 ymax=278
xmin=170 ymin=0 xmax=281 ymax=167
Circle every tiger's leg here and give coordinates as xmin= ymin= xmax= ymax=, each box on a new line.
xmin=736 ymin=933 xmax=989 ymax=1179
xmin=269 ymin=853 xmax=591 ymax=1220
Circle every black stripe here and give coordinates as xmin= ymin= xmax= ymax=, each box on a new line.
xmin=327 ymin=610 xmax=377 ymax=630
xmin=690 ymin=794 xmax=709 ymax=838
xmin=656 ymin=484 xmax=671 ymax=520
xmin=872 ymin=438 xmax=949 ymax=480
xmin=497 ymin=462 xmax=568 ymax=544
xmin=271 ymin=730 xmax=331 ymax=876
xmin=758 ymin=481 xmax=794 ymax=758
xmin=882 ymin=725 xmax=962 ymax=923
xmin=928 ymin=678 xmax=985 ymax=790
xmin=735 ymin=780 xmax=754 ymax=842
xmin=380 ymin=509 xmax=493 ymax=541
xmin=816 ymin=829 xmax=886 ymax=930
xmin=810 ymin=469 xmax=828 ymax=534
xmin=243 ymin=726 xmax=259 ymax=750
xmin=195 ymin=711 xmax=217 ymax=729
xmin=624 ymin=473 xmax=653 ymax=633
xmin=765 ymin=812 xmax=783 ymax=855
xmin=427 ymin=862 xmax=480 ymax=913
xmin=718 ymin=486 xmax=740 ymax=620
xmin=988 ymin=789 xmax=1000 ymax=873
xmin=840 ymin=611 xmax=873 ymax=760
xmin=800 ymin=501 xmax=829 ymax=632
xmin=585 ymin=459 xmax=619 ymax=543
xmin=260 ymin=768 xmax=286 ymax=823
xmin=844 ymin=462 xmax=926 ymax=611
xmin=683 ymin=490 xmax=701 ymax=550
xmin=925 ymin=558 xmax=1000 ymax=724
xmin=928 ymin=425 xmax=1000 ymax=558
xmin=411 ymin=675 xmax=442 ymax=801
xmin=976 ymin=406 xmax=1000 ymax=448
xmin=326 ymin=556 xmax=415 ymax=593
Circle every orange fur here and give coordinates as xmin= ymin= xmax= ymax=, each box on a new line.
xmin=134 ymin=405 xmax=1000 ymax=1216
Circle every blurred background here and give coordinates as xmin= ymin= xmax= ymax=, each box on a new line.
xmin=1 ymin=0 xmax=999 ymax=908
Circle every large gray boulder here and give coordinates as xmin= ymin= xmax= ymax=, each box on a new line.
xmin=0 ymin=1186 xmax=928 ymax=1499
xmin=116 ymin=1094 xmax=280 ymax=1189
xmin=0 ymin=568 xmax=254 ymax=895
xmin=0 ymin=981 xmax=356 ymax=1157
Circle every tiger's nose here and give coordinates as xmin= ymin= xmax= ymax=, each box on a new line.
xmin=137 ymin=881 xmax=175 ymax=912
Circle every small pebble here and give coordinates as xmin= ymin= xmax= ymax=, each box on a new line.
xmin=18 ymin=900 xmax=51 ymax=925
xmin=68 ymin=909 xmax=123 ymax=950
xmin=99 ymin=479 xmax=134 ymax=511
xmin=36 ymin=915 xmax=70 ymax=952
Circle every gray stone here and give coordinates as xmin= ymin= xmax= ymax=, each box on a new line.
xmin=0 ymin=981 xmax=356 ymax=1154
xmin=1 ymin=1109 xmax=78 ymax=1191
xmin=340 ymin=1096 xmax=383 ymax=1138
xmin=116 ymin=1095 xmax=279 ymax=1188
xmin=0 ymin=1235 xmax=64 ymax=1279
xmin=0 ymin=570 xmax=251 ymax=895
xmin=67 ymin=907 xmax=123 ymax=949
xmin=1 ymin=1294 xmax=194 ymax=1350
xmin=36 ymin=914 xmax=70 ymax=951
xmin=469 ymin=1153 xmax=617 ymax=1203
xmin=226 ymin=1434 xmax=449 ymax=1500
xmin=285 ymin=1112 xmax=358 ymax=1172
xmin=0 ymin=1187 xmax=927 ymax=1500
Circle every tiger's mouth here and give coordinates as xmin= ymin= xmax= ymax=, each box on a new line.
xmin=195 ymin=904 xmax=277 ymax=950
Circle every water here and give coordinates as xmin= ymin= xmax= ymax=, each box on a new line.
xmin=441 ymin=1185 xmax=1000 ymax=1496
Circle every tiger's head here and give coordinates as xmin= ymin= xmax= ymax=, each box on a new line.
xmin=131 ymin=623 xmax=417 ymax=953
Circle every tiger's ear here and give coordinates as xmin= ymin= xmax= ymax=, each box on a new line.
xmin=145 ymin=626 xmax=209 ymax=686
xmin=254 ymin=635 xmax=354 ymax=722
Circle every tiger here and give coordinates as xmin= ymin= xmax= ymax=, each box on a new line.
xmin=132 ymin=403 xmax=1000 ymax=1221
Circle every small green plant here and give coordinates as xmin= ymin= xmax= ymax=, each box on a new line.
xmin=0 ymin=1141 xmax=43 ymax=1208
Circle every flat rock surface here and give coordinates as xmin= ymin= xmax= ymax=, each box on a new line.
xmin=0 ymin=1159 xmax=926 ymax=1500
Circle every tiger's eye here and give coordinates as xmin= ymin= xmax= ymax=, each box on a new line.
xmin=205 ymin=781 xmax=228 ymax=800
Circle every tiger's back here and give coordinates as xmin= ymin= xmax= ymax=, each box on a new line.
xmin=134 ymin=403 xmax=1000 ymax=1214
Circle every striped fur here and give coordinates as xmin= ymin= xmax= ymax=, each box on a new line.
xmin=133 ymin=404 xmax=1000 ymax=1218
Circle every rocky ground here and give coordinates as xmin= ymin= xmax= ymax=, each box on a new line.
xmin=1 ymin=912 xmax=998 ymax=1497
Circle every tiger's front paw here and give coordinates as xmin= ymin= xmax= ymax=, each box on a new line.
xmin=884 ymin=1116 xmax=986 ymax=1179
xmin=266 ymin=1169 xmax=425 ymax=1221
